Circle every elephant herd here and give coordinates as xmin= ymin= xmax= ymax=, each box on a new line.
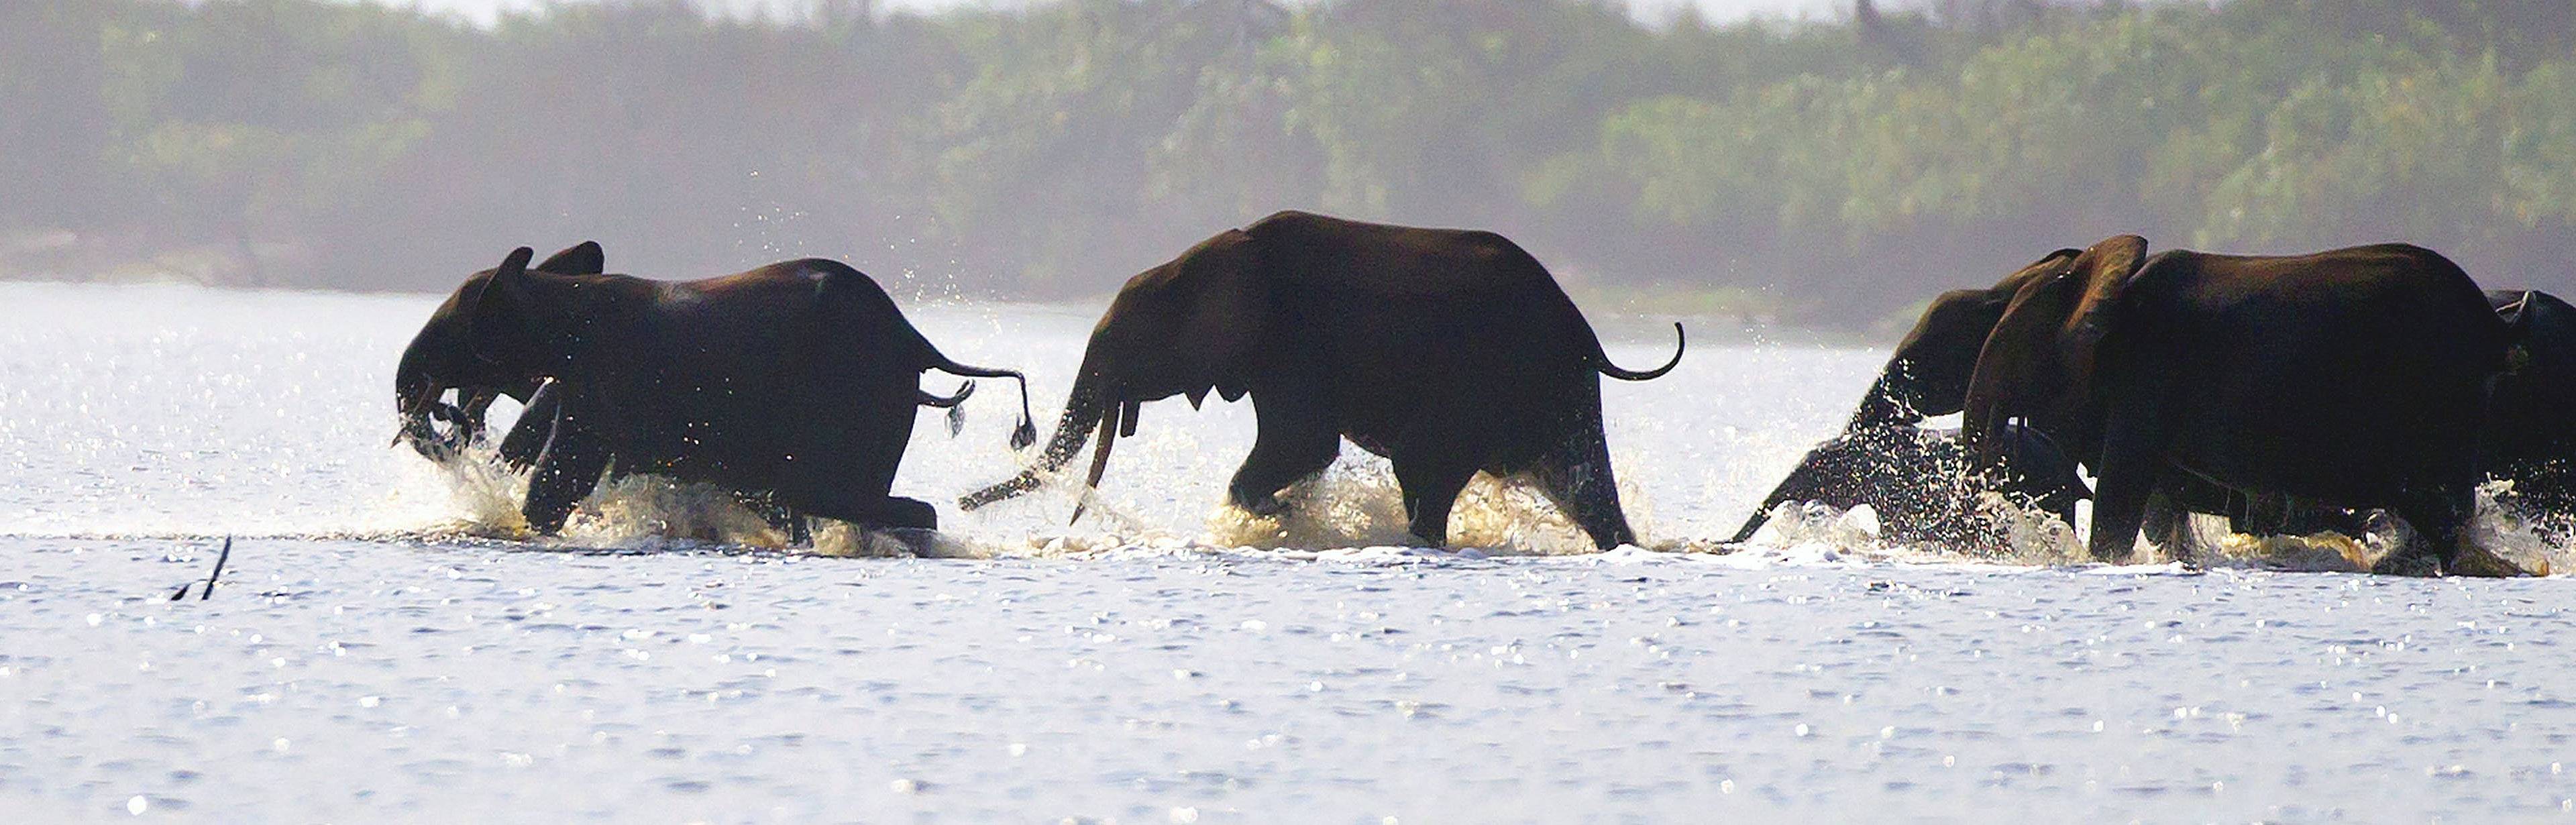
xmin=1742 ymin=235 xmax=2575 ymax=577
xmin=393 ymin=211 xmax=2568 ymax=578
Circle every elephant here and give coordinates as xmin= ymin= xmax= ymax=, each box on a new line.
xmin=2482 ymin=288 xmax=2576 ymax=522
xmin=1958 ymin=235 xmax=2512 ymax=575
xmin=394 ymin=242 xmax=1036 ymax=536
xmin=2135 ymin=289 xmax=2576 ymax=543
xmin=1847 ymin=247 xmax=2082 ymax=431
xmin=1847 ymin=245 xmax=2558 ymax=570
xmin=1729 ymin=422 xmax=2090 ymax=548
xmin=956 ymin=210 xmax=1684 ymax=550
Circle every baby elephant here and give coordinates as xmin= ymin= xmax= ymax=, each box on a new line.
xmin=394 ymin=241 xmax=1035 ymax=536
xmin=1731 ymin=423 xmax=2090 ymax=548
xmin=959 ymin=210 xmax=1682 ymax=549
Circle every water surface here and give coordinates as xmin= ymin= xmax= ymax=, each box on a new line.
xmin=3 ymin=283 xmax=2572 ymax=821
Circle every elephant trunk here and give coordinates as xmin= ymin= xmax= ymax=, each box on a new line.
xmin=958 ymin=376 xmax=1110 ymax=511
xmin=393 ymin=360 xmax=464 ymax=461
xmin=393 ymin=361 xmax=508 ymax=463
xmin=395 ymin=390 xmax=493 ymax=464
xmin=1065 ymin=399 xmax=1126 ymax=525
xmin=1729 ymin=499 xmax=1784 ymax=544
xmin=1845 ymin=370 xmax=1921 ymax=432
xmin=1730 ymin=441 xmax=1841 ymax=543
xmin=1959 ymin=344 xmax=2033 ymax=470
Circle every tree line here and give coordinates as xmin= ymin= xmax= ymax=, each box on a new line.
xmin=3 ymin=0 xmax=2571 ymax=329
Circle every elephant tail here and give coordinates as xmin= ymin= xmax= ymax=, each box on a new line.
xmin=1598 ymin=322 xmax=1686 ymax=381
xmin=920 ymin=347 xmax=1038 ymax=451
xmin=918 ymin=381 xmax=975 ymax=408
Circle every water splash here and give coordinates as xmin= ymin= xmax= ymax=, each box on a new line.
xmin=1198 ymin=456 xmax=1662 ymax=555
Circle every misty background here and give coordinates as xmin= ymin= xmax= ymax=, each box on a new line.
xmin=3 ymin=0 xmax=2571 ymax=329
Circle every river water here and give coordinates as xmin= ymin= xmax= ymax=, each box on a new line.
xmin=3 ymin=282 xmax=2574 ymax=821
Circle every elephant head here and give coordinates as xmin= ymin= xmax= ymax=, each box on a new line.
xmin=1847 ymin=248 xmax=2080 ymax=430
xmin=2489 ymin=290 xmax=2576 ymax=457
xmin=1959 ymin=234 xmax=2150 ymax=464
xmin=959 ymin=229 xmax=1267 ymax=515
xmin=392 ymin=242 xmax=602 ymax=461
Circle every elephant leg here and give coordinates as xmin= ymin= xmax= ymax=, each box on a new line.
xmin=1529 ymin=427 xmax=1638 ymax=551
xmin=780 ymin=443 xmax=925 ymax=534
xmin=2088 ymin=402 xmax=2169 ymax=564
xmin=524 ymin=420 xmax=610 ymax=536
xmin=1390 ymin=446 xmax=1481 ymax=549
xmin=497 ymin=382 xmax=562 ymax=473
xmin=2376 ymin=486 xmax=2474 ymax=577
xmin=794 ymin=492 xmax=938 ymax=532
xmin=776 ymin=380 xmax=920 ymax=533
xmin=867 ymin=496 xmax=939 ymax=531
xmin=2141 ymin=486 xmax=2197 ymax=565
xmin=2090 ymin=468 xmax=2159 ymax=565
xmin=1227 ymin=400 xmax=1339 ymax=517
xmin=735 ymin=490 xmax=810 ymax=546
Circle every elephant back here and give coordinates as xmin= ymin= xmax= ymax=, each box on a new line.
xmin=1232 ymin=211 xmax=1615 ymax=439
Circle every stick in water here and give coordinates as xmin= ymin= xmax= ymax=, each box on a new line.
xmin=170 ymin=537 xmax=231 ymax=601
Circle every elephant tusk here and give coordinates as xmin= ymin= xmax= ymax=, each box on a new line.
xmin=1067 ymin=399 xmax=1122 ymax=526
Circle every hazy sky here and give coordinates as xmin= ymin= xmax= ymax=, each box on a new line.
xmin=366 ymin=0 xmax=1847 ymax=27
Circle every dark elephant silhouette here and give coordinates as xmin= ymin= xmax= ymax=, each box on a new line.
xmin=1960 ymin=235 xmax=2511 ymax=575
xmin=2483 ymin=289 xmax=2576 ymax=521
xmin=958 ymin=211 xmax=1683 ymax=550
xmin=394 ymin=243 xmax=1034 ymax=536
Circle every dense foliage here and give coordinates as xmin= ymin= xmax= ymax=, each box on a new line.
xmin=3 ymin=0 xmax=2571 ymax=327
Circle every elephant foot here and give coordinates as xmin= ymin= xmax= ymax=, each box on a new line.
xmin=1233 ymin=492 xmax=1291 ymax=519
xmin=522 ymin=507 xmax=572 ymax=538
xmin=877 ymin=527 xmax=944 ymax=557
xmin=2369 ymin=549 xmax=2444 ymax=578
xmin=870 ymin=497 xmax=939 ymax=531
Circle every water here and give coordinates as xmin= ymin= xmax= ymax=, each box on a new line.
xmin=5 ymin=282 xmax=2575 ymax=820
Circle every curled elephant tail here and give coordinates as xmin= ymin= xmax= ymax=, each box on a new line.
xmin=918 ymin=380 xmax=975 ymax=408
xmin=1598 ymin=323 xmax=1686 ymax=382
xmin=922 ymin=347 xmax=1038 ymax=451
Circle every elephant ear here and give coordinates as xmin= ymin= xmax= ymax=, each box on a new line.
xmin=1853 ymin=248 xmax=2090 ymax=431
xmin=1990 ymin=248 xmax=2084 ymax=295
xmin=535 ymin=241 xmax=604 ymax=275
xmin=464 ymin=246 xmax=541 ymax=364
xmin=1960 ymin=235 xmax=2149 ymax=461
xmin=1173 ymin=229 xmax=1267 ymax=402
